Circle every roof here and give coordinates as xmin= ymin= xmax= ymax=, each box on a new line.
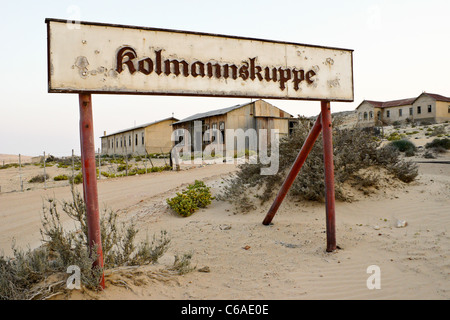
xmin=171 ymin=102 xmax=254 ymax=125
xmin=357 ymin=92 xmax=450 ymax=110
xmin=358 ymin=98 xmax=416 ymax=109
xmin=101 ymin=117 xmax=179 ymax=138
xmin=416 ymin=92 xmax=450 ymax=103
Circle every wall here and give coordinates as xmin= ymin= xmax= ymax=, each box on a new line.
xmin=145 ymin=119 xmax=178 ymax=154
xmin=412 ymin=95 xmax=436 ymax=123
xmin=101 ymin=128 xmax=146 ymax=156
xmin=434 ymin=101 xmax=450 ymax=123
xmin=356 ymin=102 xmax=376 ymax=127
xmin=382 ymin=104 xmax=413 ymax=124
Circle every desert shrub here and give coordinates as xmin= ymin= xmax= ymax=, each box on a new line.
xmin=425 ymin=138 xmax=450 ymax=150
xmin=69 ymin=172 xmax=83 ymax=184
xmin=387 ymin=131 xmax=406 ymax=141
xmin=101 ymin=171 xmax=116 ymax=178
xmin=0 ymin=187 xmax=173 ymax=300
xmin=387 ymin=140 xmax=416 ymax=154
xmin=117 ymin=164 xmax=131 ymax=172
xmin=220 ymin=119 xmax=418 ymax=210
xmin=386 ymin=161 xmax=419 ymax=183
xmin=430 ymin=125 xmax=446 ymax=136
xmin=166 ymin=180 xmax=214 ymax=217
xmin=29 ymin=174 xmax=49 ymax=183
xmin=170 ymin=252 xmax=195 ymax=275
xmin=0 ymin=163 xmax=20 ymax=170
xmin=53 ymin=174 xmax=69 ymax=181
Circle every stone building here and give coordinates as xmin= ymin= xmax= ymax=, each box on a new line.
xmin=171 ymin=99 xmax=295 ymax=151
xmin=356 ymin=92 xmax=450 ymax=127
xmin=101 ymin=117 xmax=178 ymax=156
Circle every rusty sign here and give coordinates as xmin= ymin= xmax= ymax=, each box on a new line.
xmin=46 ymin=19 xmax=354 ymax=101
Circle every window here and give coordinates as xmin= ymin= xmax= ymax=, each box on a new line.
xmin=377 ymin=111 xmax=381 ymax=120
xmin=120 ymin=137 xmax=123 ymax=147
xmin=448 ymin=105 xmax=450 ymax=113
xmin=399 ymin=109 xmax=402 ymax=117
xmin=386 ymin=110 xmax=390 ymax=118
xmin=129 ymin=135 xmax=131 ymax=146
xmin=417 ymin=106 xmax=421 ymax=114
xmin=364 ymin=112 xmax=368 ymax=120
xmin=428 ymin=105 xmax=432 ymax=113
xmin=369 ymin=111 xmax=373 ymax=119
xmin=142 ymin=133 xmax=144 ymax=145
xmin=358 ymin=113 xmax=362 ymax=121
xmin=409 ymin=107 xmax=413 ymax=116
xmin=116 ymin=139 xmax=118 ymax=148
xmin=135 ymin=134 xmax=138 ymax=146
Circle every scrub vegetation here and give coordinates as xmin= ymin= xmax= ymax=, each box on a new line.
xmin=0 ymin=187 xmax=194 ymax=300
xmin=220 ymin=117 xmax=419 ymax=211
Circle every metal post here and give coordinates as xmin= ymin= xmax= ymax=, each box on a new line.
xmin=320 ymin=101 xmax=336 ymax=252
xmin=262 ymin=115 xmax=323 ymax=225
xmin=79 ymin=93 xmax=105 ymax=289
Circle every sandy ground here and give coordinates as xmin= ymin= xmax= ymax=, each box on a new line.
xmin=1 ymin=156 xmax=449 ymax=300
xmin=1 ymin=123 xmax=449 ymax=300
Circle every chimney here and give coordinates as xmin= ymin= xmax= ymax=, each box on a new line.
xmin=104 ymin=131 xmax=106 ymax=136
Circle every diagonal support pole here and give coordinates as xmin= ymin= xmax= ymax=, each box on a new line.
xmin=262 ymin=100 xmax=337 ymax=252
xmin=262 ymin=113 xmax=323 ymax=225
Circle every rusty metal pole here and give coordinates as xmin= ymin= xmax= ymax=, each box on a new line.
xmin=320 ymin=101 xmax=337 ymax=252
xmin=79 ymin=94 xmax=105 ymax=289
xmin=262 ymin=115 xmax=323 ymax=225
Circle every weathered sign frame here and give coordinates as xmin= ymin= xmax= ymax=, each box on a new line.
xmin=46 ymin=18 xmax=353 ymax=102
xmin=46 ymin=18 xmax=354 ymax=289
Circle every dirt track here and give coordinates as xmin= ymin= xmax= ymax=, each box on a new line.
xmin=0 ymin=164 xmax=237 ymax=256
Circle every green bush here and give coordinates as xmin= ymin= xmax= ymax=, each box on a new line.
xmin=166 ymin=180 xmax=214 ymax=217
xmin=53 ymin=174 xmax=69 ymax=181
xmin=387 ymin=139 xmax=416 ymax=153
xmin=69 ymin=172 xmax=83 ymax=184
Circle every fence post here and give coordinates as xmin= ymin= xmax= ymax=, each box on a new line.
xmin=19 ymin=154 xmax=23 ymax=192
xmin=71 ymin=149 xmax=75 ymax=186
xmin=43 ymin=151 xmax=47 ymax=189
xmin=98 ymin=148 xmax=101 ymax=180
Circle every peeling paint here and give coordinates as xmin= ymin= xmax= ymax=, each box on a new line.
xmin=327 ymin=78 xmax=340 ymax=88
xmin=74 ymin=56 xmax=89 ymax=79
xmin=325 ymin=58 xmax=334 ymax=66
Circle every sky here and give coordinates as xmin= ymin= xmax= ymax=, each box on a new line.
xmin=0 ymin=0 xmax=449 ymax=157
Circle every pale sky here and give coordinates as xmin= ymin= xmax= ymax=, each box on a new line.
xmin=1 ymin=0 xmax=449 ymax=156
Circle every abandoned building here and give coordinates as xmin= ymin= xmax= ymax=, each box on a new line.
xmin=101 ymin=117 xmax=179 ymax=156
xmin=356 ymin=92 xmax=450 ymax=127
xmin=171 ymin=99 xmax=295 ymax=151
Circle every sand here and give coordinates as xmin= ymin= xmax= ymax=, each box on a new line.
xmin=0 ymin=122 xmax=449 ymax=300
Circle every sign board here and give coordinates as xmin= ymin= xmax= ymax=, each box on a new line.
xmin=46 ymin=19 xmax=354 ymax=102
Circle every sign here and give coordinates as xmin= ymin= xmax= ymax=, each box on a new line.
xmin=46 ymin=19 xmax=354 ymax=102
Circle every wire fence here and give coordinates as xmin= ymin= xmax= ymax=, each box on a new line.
xmin=0 ymin=149 xmax=172 ymax=193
